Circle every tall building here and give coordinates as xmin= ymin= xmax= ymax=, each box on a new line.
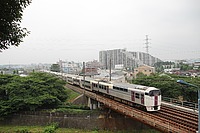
xmin=99 ymin=49 xmax=162 ymax=70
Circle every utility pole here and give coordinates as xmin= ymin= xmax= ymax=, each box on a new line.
xmin=109 ymin=59 xmax=111 ymax=81
xmin=83 ymin=62 xmax=85 ymax=94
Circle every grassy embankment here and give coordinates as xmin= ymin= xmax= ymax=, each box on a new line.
xmin=0 ymin=125 xmax=112 ymax=133
xmin=65 ymin=87 xmax=80 ymax=103
xmin=51 ymin=87 xmax=94 ymax=114
xmin=0 ymin=125 xmax=159 ymax=133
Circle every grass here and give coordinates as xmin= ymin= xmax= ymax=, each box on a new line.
xmin=0 ymin=126 xmax=160 ymax=133
xmin=65 ymin=87 xmax=80 ymax=103
xmin=0 ymin=126 xmax=112 ymax=133
xmin=51 ymin=108 xmax=95 ymax=115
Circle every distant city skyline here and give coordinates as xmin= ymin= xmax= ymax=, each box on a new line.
xmin=0 ymin=0 xmax=199 ymax=65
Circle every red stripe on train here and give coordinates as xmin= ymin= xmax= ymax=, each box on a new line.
xmin=155 ymin=96 xmax=158 ymax=106
xmin=131 ymin=91 xmax=135 ymax=101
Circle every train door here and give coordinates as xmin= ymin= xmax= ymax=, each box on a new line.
xmin=106 ymin=86 xmax=109 ymax=94
xmin=141 ymin=94 xmax=144 ymax=104
xmin=131 ymin=91 xmax=135 ymax=101
xmin=154 ymin=96 xmax=158 ymax=106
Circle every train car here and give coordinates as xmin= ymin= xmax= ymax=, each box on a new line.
xmin=80 ymin=77 xmax=93 ymax=91
xmin=66 ymin=74 xmax=74 ymax=85
xmin=92 ymin=80 xmax=113 ymax=94
xmin=73 ymin=76 xmax=83 ymax=86
xmin=110 ymin=82 xmax=161 ymax=111
xmin=143 ymin=87 xmax=161 ymax=111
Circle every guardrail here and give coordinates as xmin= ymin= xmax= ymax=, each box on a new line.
xmin=162 ymin=97 xmax=198 ymax=111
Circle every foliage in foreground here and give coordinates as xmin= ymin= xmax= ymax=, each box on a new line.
xmin=43 ymin=123 xmax=59 ymax=133
xmin=0 ymin=0 xmax=32 ymax=51
xmin=0 ymin=72 xmax=68 ymax=118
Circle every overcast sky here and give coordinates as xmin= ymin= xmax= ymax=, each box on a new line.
xmin=0 ymin=0 xmax=200 ymax=64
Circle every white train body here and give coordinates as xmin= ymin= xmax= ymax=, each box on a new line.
xmin=49 ymin=72 xmax=161 ymax=111
xmin=110 ymin=83 xmax=161 ymax=111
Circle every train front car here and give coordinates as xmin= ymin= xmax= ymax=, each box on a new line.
xmin=144 ymin=87 xmax=161 ymax=111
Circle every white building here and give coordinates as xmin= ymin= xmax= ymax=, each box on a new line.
xmin=99 ymin=49 xmax=162 ymax=70
xmin=57 ymin=60 xmax=82 ymax=74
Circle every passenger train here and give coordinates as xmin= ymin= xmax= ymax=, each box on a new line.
xmin=48 ymin=71 xmax=161 ymax=111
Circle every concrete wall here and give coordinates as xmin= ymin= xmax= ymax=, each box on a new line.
xmin=0 ymin=111 xmax=152 ymax=131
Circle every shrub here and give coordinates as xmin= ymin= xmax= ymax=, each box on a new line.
xmin=43 ymin=123 xmax=59 ymax=133
xmin=15 ymin=129 xmax=30 ymax=133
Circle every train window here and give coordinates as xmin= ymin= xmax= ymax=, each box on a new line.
xmin=104 ymin=86 xmax=106 ymax=90
xmin=92 ymin=83 xmax=95 ymax=87
xmin=135 ymin=93 xmax=140 ymax=99
xmin=113 ymin=86 xmax=128 ymax=92
xmin=113 ymin=86 xmax=119 ymax=90
xmin=105 ymin=86 xmax=107 ymax=90
xmin=149 ymin=90 xmax=161 ymax=96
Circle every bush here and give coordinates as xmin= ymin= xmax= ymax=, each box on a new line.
xmin=15 ymin=129 xmax=30 ymax=133
xmin=43 ymin=123 xmax=59 ymax=133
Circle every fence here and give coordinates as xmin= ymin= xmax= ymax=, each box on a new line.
xmin=162 ymin=97 xmax=198 ymax=111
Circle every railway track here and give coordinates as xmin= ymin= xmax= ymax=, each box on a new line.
xmin=158 ymin=105 xmax=198 ymax=130
xmin=65 ymin=84 xmax=197 ymax=133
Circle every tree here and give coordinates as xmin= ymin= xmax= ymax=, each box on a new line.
xmin=180 ymin=63 xmax=193 ymax=71
xmin=0 ymin=72 xmax=68 ymax=117
xmin=0 ymin=0 xmax=32 ymax=51
xmin=50 ymin=64 xmax=61 ymax=72
xmin=131 ymin=73 xmax=199 ymax=102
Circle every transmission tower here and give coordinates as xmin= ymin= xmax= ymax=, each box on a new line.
xmin=144 ymin=35 xmax=150 ymax=65
xmin=145 ymin=35 xmax=150 ymax=54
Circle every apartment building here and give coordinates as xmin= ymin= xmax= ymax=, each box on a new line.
xmin=99 ymin=49 xmax=161 ymax=70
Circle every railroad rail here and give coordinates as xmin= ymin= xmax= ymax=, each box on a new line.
xmin=65 ymin=84 xmax=197 ymax=133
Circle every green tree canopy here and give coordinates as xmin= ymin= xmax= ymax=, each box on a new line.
xmin=0 ymin=0 xmax=31 ymax=51
xmin=0 ymin=72 xmax=68 ymax=117
xmin=50 ymin=64 xmax=61 ymax=72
